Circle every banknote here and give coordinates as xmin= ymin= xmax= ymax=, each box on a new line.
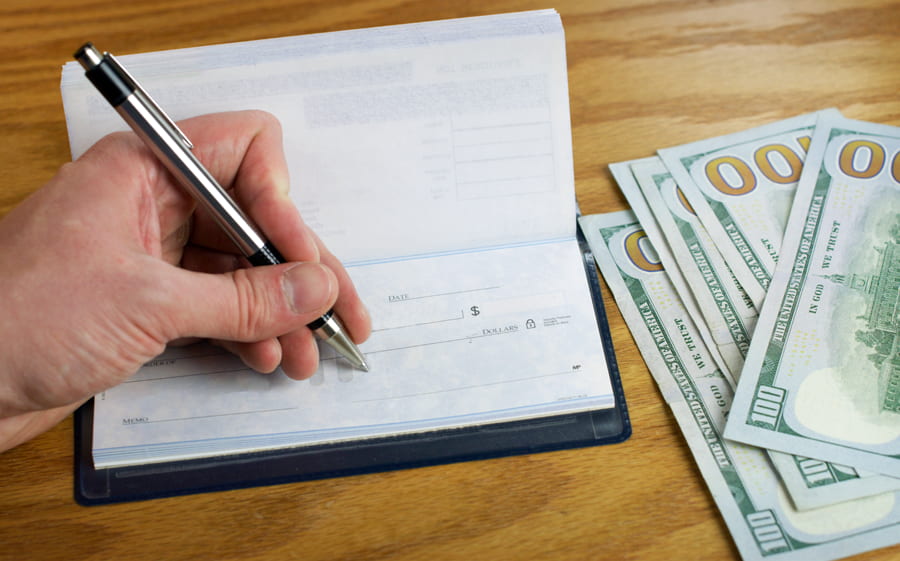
xmin=769 ymin=451 xmax=900 ymax=510
xmin=724 ymin=115 xmax=900 ymax=477
xmin=580 ymin=210 xmax=900 ymax=561
xmin=614 ymin=157 xmax=886 ymax=510
xmin=608 ymin=159 xmax=735 ymax=384
xmin=626 ymin=156 xmax=758 ymax=377
xmin=658 ymin=109 xmax=842 ymax=308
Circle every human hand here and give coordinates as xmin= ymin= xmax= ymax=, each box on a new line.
xmin=0 ymin=110 xmax=370 ymax=451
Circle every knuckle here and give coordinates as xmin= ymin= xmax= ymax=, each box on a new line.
xmin=230 ymin=268 xmax=274 ymax=340
xmin=92 ymin=130 xmax=138 ymax=156
xmin=253 ymin=109 xmax=280 ymax=128
xmin=246 ymin=109 xmax=283 ymax=139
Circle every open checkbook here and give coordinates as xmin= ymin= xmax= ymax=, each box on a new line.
xmin=60 ymin=10 xmax=629 ymax=503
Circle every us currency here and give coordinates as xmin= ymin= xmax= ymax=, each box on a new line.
xmin=724 ymin=114 xmax=900 ymax=477
xmin=608 ymin=159 xmax=735 ymax=385
xmin=605 ymin=112 xmax=898 ymax=513
xmin=580 ymin=210 xmax=900 ymax=561
xmin=615 ymin=157 xmax=890 ymax=511
xmin=613 ymin=119 xmax=899 ymax=511
xmin=623 ymin=156 xmax=758 ymax=377
xmin=769 ymin=451 xmax=900 ymax=510
xmin=658 ymin=109 xmax=842 ymax=308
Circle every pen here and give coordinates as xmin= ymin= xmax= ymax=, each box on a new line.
xmin=73 ymin=42 xmax=369 ymax=372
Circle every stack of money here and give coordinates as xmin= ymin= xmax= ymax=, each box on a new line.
xmin=580 ymin=111 xmax=900 ymax=561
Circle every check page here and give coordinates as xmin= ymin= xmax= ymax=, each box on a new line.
xmin=60 ymin=10 xmax=616 ymax=467
xmin=92 ymin=241 xmax=612 ymax=466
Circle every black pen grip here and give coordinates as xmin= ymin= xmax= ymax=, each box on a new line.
xmin=246 ymin=243 xmax=285 ymax=266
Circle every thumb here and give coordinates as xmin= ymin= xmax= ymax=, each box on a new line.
xmin=166 ymin=262 xmax=338 ymax=342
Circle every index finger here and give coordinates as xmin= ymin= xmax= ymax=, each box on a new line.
xmin=176 ymin=110 xmax=321 ymax=264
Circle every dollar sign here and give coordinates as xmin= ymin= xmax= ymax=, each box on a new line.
xmin=470 ymin=305 xmax=480 ymax=316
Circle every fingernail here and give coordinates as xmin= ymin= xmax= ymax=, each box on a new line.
xmin=283 ymin=263 xmax=333 ymax=314
xmin=359 ymin=302 xmax=372 ymax=327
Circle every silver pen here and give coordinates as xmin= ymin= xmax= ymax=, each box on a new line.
xmin=74 ymin=43 xmax=368 ymax=372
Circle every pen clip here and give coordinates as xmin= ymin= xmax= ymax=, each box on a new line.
xmin=105 ymin=53 xmax=194 ymax=151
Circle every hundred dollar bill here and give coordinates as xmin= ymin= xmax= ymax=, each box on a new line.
xmin=614 ymin=124 xmax=896 ymax=513
xmin=609 ymin=159 xmax=735 ymax=384
xmin=724 ymin=115 xmax=900 ymax=477
xmin=769 ymin=451 xmax=900 ymax=510
xmin=618 ymin=158 xmax=887 ymax=511
xmin=612 ymin=118 xmax=894 ymax=512
xmin=658 ymin=109 xmax=842 ymax=308
xmin=624 ymin=156 xmax=758 ymax=377
xmin=580 ymin=210 xmax=900 ymax=561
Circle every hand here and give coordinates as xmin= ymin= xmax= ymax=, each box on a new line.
xmin=0 ymin=110 xmax=370 ymax=451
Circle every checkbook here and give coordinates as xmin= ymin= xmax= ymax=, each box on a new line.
xmin=60 ymin=9 xmax=629 ymax=504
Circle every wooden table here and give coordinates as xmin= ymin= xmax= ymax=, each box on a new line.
xmin=1 ymin=1 xmax=898 ymax=559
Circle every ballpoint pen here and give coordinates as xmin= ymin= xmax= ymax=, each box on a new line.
xmin=73 ymin=42 xmax=369 ymax=372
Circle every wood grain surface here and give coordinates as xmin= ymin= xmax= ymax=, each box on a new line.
xmin=1 ymin=1 xmax=898 ymax=560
